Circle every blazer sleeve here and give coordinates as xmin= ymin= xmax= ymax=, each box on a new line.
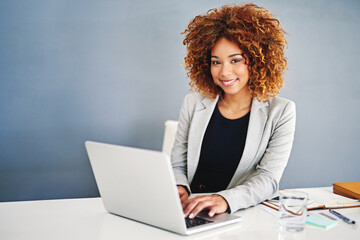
xmin=170 ymin=94 xmax=194 ymax=192
xmin=217 ymin=101 xmax=296 ymax=213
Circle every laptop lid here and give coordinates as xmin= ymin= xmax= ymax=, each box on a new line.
xmin=85 ymin=141 xmax=241 ymax=235
xmin=85 ymin=141 xmax=187 ymax=234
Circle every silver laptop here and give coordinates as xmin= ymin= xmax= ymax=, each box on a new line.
xmin=85 ymin=141 xmax=241 ymax=235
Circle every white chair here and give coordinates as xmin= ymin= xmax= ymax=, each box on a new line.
xmin=162 ymin=120 xmax=178 ymax=157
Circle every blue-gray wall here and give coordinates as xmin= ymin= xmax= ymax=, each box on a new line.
xmin=1 ymin=0 xmax=359 ymax=201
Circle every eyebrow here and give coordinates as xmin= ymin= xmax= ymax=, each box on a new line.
xmin=211 ymin=53 xmax=244 ymax=58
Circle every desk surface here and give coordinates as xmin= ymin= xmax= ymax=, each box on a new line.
xmin=0 ymin=187 xmax=359 ymax=240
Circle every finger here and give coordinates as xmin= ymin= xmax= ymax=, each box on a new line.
xmin=183 ymin=199 xmax=196 ymax=218
xmin=188 ymin=201 xmax=213 ymax=219
xmin=183 ymin=195 xmax=212 ymax=216
xmin=182 ymin=194 xmax=199 ymax=210
xmin=181 ymin=198 xmax=189 ymax=211
xmin=208 ymin=206 xmax=217 ymax=217
xmin=188 ymin=195 xmax=229 ymax=218
xmin=178 ymin=191 xmax=185 ymax=198
xmin=181 ymin=198 xmax=191 ymax=214
xmin=180 ymin=193 xmax=188 ymax=203
xmin=183 ymin=197 xmax=205 ymax=218
xmin=184 ymin=196 xmax=212 ymax=218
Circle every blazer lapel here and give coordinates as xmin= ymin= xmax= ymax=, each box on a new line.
xmin=227 ymin=98 xmax=269 ymax=188
xmin=187 ymin=95 xmax=219 ymax=183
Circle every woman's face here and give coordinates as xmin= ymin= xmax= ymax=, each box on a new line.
xmin=210 ymin=38 xmax=250 ymax=97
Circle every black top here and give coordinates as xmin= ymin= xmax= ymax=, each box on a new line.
xmin=190 ymin=104 xmax=250 ymax=193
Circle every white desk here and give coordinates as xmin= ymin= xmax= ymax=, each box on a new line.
xmin=0 ymin=187 xmax=359 ymax=240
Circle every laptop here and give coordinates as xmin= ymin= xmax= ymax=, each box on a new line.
xmin=85 ymin=141 xmax=241 ymax=235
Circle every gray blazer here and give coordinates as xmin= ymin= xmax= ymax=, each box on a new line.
xmin=171 ymin=92 xmax=296 ymax=213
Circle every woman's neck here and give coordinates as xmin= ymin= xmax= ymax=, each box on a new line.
xmin=222 ymin=90 xmax=252 ymax=111
xmin=218 ymin=90 xmax=252 ymax=119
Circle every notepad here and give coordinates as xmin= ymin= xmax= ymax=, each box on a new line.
xmin=262 ymin=187 xmax=360 ymax=211
xmin=306 ymin=214 xmax=339 ymax=229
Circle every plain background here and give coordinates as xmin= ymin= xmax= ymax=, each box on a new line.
xmin=1 ymin=0 xmax=359 ymax=202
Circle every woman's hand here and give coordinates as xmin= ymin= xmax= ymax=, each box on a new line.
xmin=182 ymin=194 xmax=229 ymax=218
xmin=177 ymin=186 xmax=189 ymax=203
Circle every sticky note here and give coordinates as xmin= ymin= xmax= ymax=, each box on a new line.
xmin=306 ymin=215 xmax=339 ymax=229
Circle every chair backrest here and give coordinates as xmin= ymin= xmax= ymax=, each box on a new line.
xmin=161 ymin=120 xmax=178 ymax=156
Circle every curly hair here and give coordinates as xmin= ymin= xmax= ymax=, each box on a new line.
xmin=182 ymin=3 xmax=287 ymax=102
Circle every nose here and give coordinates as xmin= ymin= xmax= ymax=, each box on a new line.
xmin=220 ymin=63 xmax=232 ymax=78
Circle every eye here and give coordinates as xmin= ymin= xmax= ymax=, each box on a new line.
xmin=231 ymin=58 xmax=244 ymax=63
xmin=211 ymin=60 xmax=221 ymax=65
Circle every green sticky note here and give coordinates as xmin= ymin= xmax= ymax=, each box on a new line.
xmin=306 ymin=215 xmax=339 ymax=229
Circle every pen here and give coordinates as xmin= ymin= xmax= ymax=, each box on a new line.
xmin=329 ymin=209 xmax=356 ymax=224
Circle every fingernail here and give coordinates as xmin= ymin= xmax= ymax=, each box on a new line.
xmin=189 ymin=213 xmax=194 ymax=219
xmin=209 ymin=212 xmax=214 ymax=217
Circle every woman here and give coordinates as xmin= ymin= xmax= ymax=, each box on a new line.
xmin=171 ymin=3 xmax=296 ymax=219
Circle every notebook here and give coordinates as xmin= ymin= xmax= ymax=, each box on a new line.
xmin=262 ymin=187 xmax=360 ymax=211
xmin=333 ymin=182 xmax=360 ymax=200
xmin=85 ymin=141 xmax=241 ymax=235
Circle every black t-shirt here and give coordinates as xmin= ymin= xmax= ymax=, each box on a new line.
xmin=190 ymin=104 xmax=250 ymax=193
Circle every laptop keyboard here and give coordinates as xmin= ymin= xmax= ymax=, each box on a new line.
xmin=185 ymin=216 xmax=213 ymax=228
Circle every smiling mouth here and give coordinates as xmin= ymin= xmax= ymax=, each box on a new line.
xmin=220 ymin=78 xmax=239 ymax=87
